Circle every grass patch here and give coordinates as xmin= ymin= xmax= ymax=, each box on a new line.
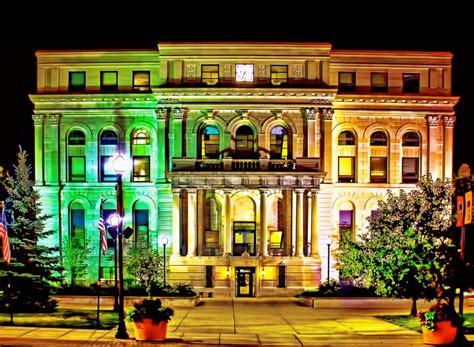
xmin=378 ymin=314 xmax=474 ymax=334
xmin=0 ymin=309 xmax=118 ymax=329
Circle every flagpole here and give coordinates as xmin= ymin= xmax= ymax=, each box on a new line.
xmin=7 ymin=263 xmax=13 ymax=325
xmin=96 ymin=241 xmax=101 ymax=328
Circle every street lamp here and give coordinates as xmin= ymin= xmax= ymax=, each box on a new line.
xmin=160 ymin=235 xmax=169 ymax=288
xmin=325 ymin=236 xmax=332 ymax=283
xmin=112 ymin=155 xmax=129 ymax=339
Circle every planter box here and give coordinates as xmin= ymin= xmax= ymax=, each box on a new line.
xmin=53 ymin=295 xmax=201 ymax=308
xmin=298 ymin=296 xmax=316 ymax=308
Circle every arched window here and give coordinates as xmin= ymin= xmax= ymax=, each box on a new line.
xmin=69 ymin=201 xmax=85 ymax=247
xmin=68 ymin=130 xmax=85 ymax=145
xmin=132 ymin=129 xmax=150 ymax=145
xmin=402 ymin=132 xmax=420 ymax=147
xmin=100 ymin=130 xmax=119 ymax=145
xmin=338 ymin=131 xmax=356 ymax=145
xmin=235 ymin=125 xmax=254 ymax=158
xmin=203 ymin=197 xmax=221 ymax=256
xmin=99 ymin=129 xmax=119 ymax=182
xmin=133 ymin=201 xmax=149 ymax=248
xmin=200 ymin=125 xmax=220 ymax=159
xmin=370 ymin=131 xmax=388 ymax=146
xmin=270 ymin=126 xmax=288 ymax=159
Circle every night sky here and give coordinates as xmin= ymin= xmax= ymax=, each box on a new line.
xmin=1 ymin=38 xmax=472 ymax=177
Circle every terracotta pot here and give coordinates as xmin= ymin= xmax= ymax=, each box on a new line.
xmin=422 ymin=321 xmax=457 ymax=345
xmin=133 ymin=319 xmax=168 ymax=341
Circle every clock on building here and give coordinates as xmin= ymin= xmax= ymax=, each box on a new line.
xmin=235 ymin=64 xmax=254 ymax=82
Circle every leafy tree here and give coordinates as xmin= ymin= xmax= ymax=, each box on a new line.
xmin=0 ymin=148 xmax=63 ymax=312
xmin=61 ymin=236 xmax=92 ymax=287
xmin=338 ymin=175 xmax=460 ymax=316
xmin=125 ymin=248 xmax=164 ymax=298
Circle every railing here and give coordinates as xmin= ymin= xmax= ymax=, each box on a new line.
xmin=231 ymin=160 xmax=260 ymax=171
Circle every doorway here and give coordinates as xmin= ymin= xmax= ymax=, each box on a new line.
xmin=235 ymin=267 xmax=255 ymax=297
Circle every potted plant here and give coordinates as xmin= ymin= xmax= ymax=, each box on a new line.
xmin=417 ymin=299 xmax=462 ymax=345
xmin=127 ymin=298 xmax=174 ymax=341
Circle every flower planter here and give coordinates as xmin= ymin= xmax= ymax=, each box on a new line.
xmin=421 ymin=321 xmax=457 ymax=345
xmin=133 ymin=319 xmax=168 ymax=341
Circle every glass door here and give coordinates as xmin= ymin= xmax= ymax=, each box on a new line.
xmin=236 ymin=267 xmax=255 ymax=297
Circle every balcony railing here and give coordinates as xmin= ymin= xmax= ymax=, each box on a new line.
xmin=173 ymin=158 xmax=321 ymax=172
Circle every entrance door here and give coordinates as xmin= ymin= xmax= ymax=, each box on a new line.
xmin=236 ymin=267 xmax=255 ymax=297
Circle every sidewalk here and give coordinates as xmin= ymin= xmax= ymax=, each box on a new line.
xmin=0 ymin=297 xmax=472 ymax=346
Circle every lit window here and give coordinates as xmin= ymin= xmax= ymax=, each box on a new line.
xmin=271 ymin=65 xmax=288 ymax=85
xmin=133 ymin=71 xmax=150 ymax=92
xmin=134 ymin=208 xmax=149 ymax=248
xmin=370 ymin=131 xmax=388 ymax=146
xmin=339 ymin=72 xmax=356 ymax=92
xmin=101 ymin=156 xmax=117 ymax=182
xmin=69 ymin=71 xmax=86 ymax=92
xmin=371 ymin=72 xmax=388 ymax=92
xmin=133 ymin=156 xmax=150 ymax=182
xmin=338 ymin=157 xmax=355 ymax=183
xmin=338 ymin=131 xmax=356 ymax=145
xmin=235 ymin=64 xmax=254 ymax=82
xmin=402 ymin=132 xmax=420 ymax=147
xmin=402 ymin=158 xmax=419 ymax=183
xmin=370 ymin=157 xmax=387 ymax=183
xmin=68 ymin=130 xmax=85 ymax=145
xmin=101 ymin=71 xmax=118 ymax=92
xmin=132 ymin=129 xmax=150 ymax=145
xmin=269 ymin=230 xmax=284 ymax=249
xmin=201 ymin=125 xmax=220 ymax=159
xmin=201 ymin=65 xmax=219 ymax=85
xmin=402 ymin=73 xmax=420 ymax=93
xmin=69 ymin=156 xmax=86 ymax=182
xmin=270 ymin=126 xmax=288 ymax=159
xmin=235 ymin=126 xmax=254 ymax=158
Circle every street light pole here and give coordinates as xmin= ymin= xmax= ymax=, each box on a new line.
xmin=161 ymin=236 xmax=169 ymax=288
xmin=113 ymin=155 xmax=129 ymax=340
xmin=326 ymin=236 xmax=332 ymax=283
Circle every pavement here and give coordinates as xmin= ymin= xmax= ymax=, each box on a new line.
xmin=0 ymin=296 xmax=473 ymax=346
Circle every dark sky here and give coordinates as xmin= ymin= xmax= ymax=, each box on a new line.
xmin=1 ymin=38 xmax=472 ymax=176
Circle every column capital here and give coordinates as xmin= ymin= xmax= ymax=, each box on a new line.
xmin=170 ymin=108 xmax=185 ymax=120
xmin=47 ymin=113 xmax=61 ymax=125
xmin=443 ymin=115 xmax=456 ymax=128
xmin=425 ymin=114 xmax=440 ymax=127
xmin=186 ymin=188 xmax=197 ymax=195
xmin=172 ymin=188 xmax=181 ymax=195
xmin=304 ymin=108 xmax=319 ymax=120
xmin=322 ymin=108 xmax=334 ymax=121
xmin=32 ymin=114 xmax=44 ymax=125
xmin=155 ymin=108 xmax=168 ymax=119
xmin=295 ymin=188 xmax=306 ymax=194
xmin=309 ymin=188 xmax=320 ymax=194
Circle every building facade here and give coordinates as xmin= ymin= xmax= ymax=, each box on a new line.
xmin=31 ymin=43 xmax=458 ymax=297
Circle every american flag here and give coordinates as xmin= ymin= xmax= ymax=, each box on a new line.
xmin=98 ymin=199 xmax=107 ymax=255
xmin=0 ymin=208 xmax=11 ymax=265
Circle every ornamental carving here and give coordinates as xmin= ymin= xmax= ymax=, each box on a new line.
xmin=322 ymin=109 xmax=334 ymax=121
xmin=443 ymin=115 xmax=456 ymax=128
xmin=47 ymin=113 xmax=61 ymax=125
xmin=222 ymin=65 xmax=232 ymax=78
xmin=155 ymin=108 xmax=167 ymax=119
xmin=311 ymin=98 xmax=332 ymax=106
xmin=157 ymin=98 xmax=180 ymax=105
xmin=186 ymin=64 xmax=197 ymax=78
xmin=305 ymin=108 xmax=318 ymax=120
xmin=257 ymin=65 xmax=266 ymax=77
xmin=292 ymin=65 xmax=304 ymax=78
xmin=426 ymin=114 xmax=439 ymax=127
xmin=32 ymin=114 xmax=44 ymax=125
xmin=171 ymin=108 xmax=184 ymax=120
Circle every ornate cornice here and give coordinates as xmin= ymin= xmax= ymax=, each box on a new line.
xmin=426 ymin=114 xmax=440 ymax=127
xmin=443 ymin=115 xmax=456 ymax=128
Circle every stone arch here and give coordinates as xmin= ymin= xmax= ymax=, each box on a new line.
xmin=395 ymin=123 xmax=425 ymax=141
xmin=363 ymin=122 xmax=395 ymax=141
xmin=125 ymin=121 xmax=157 ymax=144
xmin=332 ymin=122 xmax=363 ymax=142
xmin=63 ymin=122 xmax=93 ymax=143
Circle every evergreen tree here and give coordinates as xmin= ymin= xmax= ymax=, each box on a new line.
xmin=0 ymin=147 xmax=63 ymax=312
xmin=338 ymin=175 xmax=460 ymax=316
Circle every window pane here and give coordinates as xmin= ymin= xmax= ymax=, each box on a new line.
xmin=370 ymin=157 xmax=387 ymax=183
xmin=132 ymin=129 xmax=150 ymax=145
xmin=370 ymin=131 xmax=387 ymax=146
xmin=339 ymin=157 xmax=354 ymax=176
xmin=101 ymin=156 xmax=117 ymax=182
xmin=402 ymin=73 xmax=420 ymax=93
xmin=271 ymin=65 xmax=288 ymax=85
xmin=402 ymin=157 xmax=419 ymax=183
xmin=69 ymin=72 xmax=85 ymax=91
xmin=201 ymin=65 xmax=219 ymax=85
xmin=133 ymin=71 xmax=150 ymax=91
xmin=402 ymin=132 xmax=420 ymax=147
xmin=339 ymin=72 xmax=355 ymax=92
xmin=100 ymin=130 xmax=118 ymax=145
xmin=371 ymin=72 xmax=388 ymax=92
xmin=71 ymin=208 xmax=85 ymax=246
xmin=269 ymin=231 xmax=283 ymax=249
xmin=134 ymin=209 xmax=149 ymax=248
xmin=133 ymin=156 xmax=150 ymax=182
xmin=68 ymin=130 xmax=85 ymax=145
xmin=101 ymin=71 xmax=118 ymax=91
xmin=338 ymin=131 xmax=355 ymax=145
xmin=69 ymin=156 xmax=86 ymax=182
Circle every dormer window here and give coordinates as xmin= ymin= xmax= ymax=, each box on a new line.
xmin=202 ymin=65 xmax=219 ymax=85
xmin=271 ymin=65 xmax=288 ymax=85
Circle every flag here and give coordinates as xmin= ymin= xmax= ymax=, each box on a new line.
xmin=0 ymin=208 xmax=11 ymax=265
xmin=465 ymin=190 xmax=472 ymax=225
xmin=456 ymin=195 xmax=464 ymax=227
xmin=98 ymin=199 xmax=107 ymax=255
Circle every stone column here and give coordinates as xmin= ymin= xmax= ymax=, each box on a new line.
xmin=260 ymin=190 xmax=268 ymax=256
xmin=306 ymin=108 xmax=318 ymax=157
xmin=47 ymin=114 xmax=61 ymax=185
xmin=224 ymin=190 xmax=232 ymax=255
xmin=170 ymin=108 xmax=184 ymax=168
xmin=155 ymin=108 xmax=167 ymax=181
xmin=32 ymin=114 xmax=44 ymax=185
xmin=310 ymin=189 xmax=319 ymax=257
xmin=443 ymin=115 xmax=456 ymax=180
xmin=172 ymin=188 xmax=181 ymax=256
xmin=187 ymin=188 xmax=197 ymax=256
xmin=426 ymin=115 xmax=440 ymax=179
xmin=295 ymin=189 xmax=305 ymax=257
xmin=322 ymin=109 xmax=334 ymax=182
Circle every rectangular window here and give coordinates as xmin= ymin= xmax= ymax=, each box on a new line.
xmin=402 ymin=157 xmax=419 ymax=183
xmin=133 ymin=71 xmax=150 ymax=92
xmin=69 ymin=71 xmax=86 ymax=92
xmin=338 ymin=156 xmax=355 ymax=183
xmin=338 ymin=72 xmax=356 ymax=92
xmin=269 ymin=230 xmax=284 ymax=249
xmin=371 ymin=72 xmax=388 ymax=92
xmin=370 ymin=157 xmax=387 ymax=183
xmin=271 ymin=65 xmax=288 ymax=85
xmin=134 ymin=209 xmax=149 ymax=248
xmin=69 ymin=156 xmax=86 ymax=182
xmin=101 ymin=71 xmax=118 ymax=92
xmin=71 ymin=209 xmax=85 ymax=247
xmin=339 ymin=210 xmax=353 ymax=241
xmin=100 ymin=156 xmax=118 ymax=182
xmin=133 ymin=156 xmax=150 ymax=182
xmin=201 ymin=65 xmax=219 ymax=85
xmin=402 ymin=73 xmax=420 ymax=93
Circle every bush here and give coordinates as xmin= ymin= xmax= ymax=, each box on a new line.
xmin=299 ymin=280 xmax=378 ymax=297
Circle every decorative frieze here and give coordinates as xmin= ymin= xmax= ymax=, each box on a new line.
xmin=185 ymin=64 xmax=197 ymax=78
xmin=425 ymin=114 xmax=440 ymax=127
xmin=257 ymin=65 xmax=266 ymax=78
xmin=311 ymin=98 xmax=332 ymax=106
xmin=292 ymin=65 xmax=304 ymax=78
xmin=222 ymin=65 xmax=232 ymax=78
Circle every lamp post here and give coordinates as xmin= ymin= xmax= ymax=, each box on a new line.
xmin=160 ymin=235 xmax=169 ymax=288
xmin=112 ymin=155 xmax=129 ymax=339
xmin=325 ymin=236 xmax=332 ymax=283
